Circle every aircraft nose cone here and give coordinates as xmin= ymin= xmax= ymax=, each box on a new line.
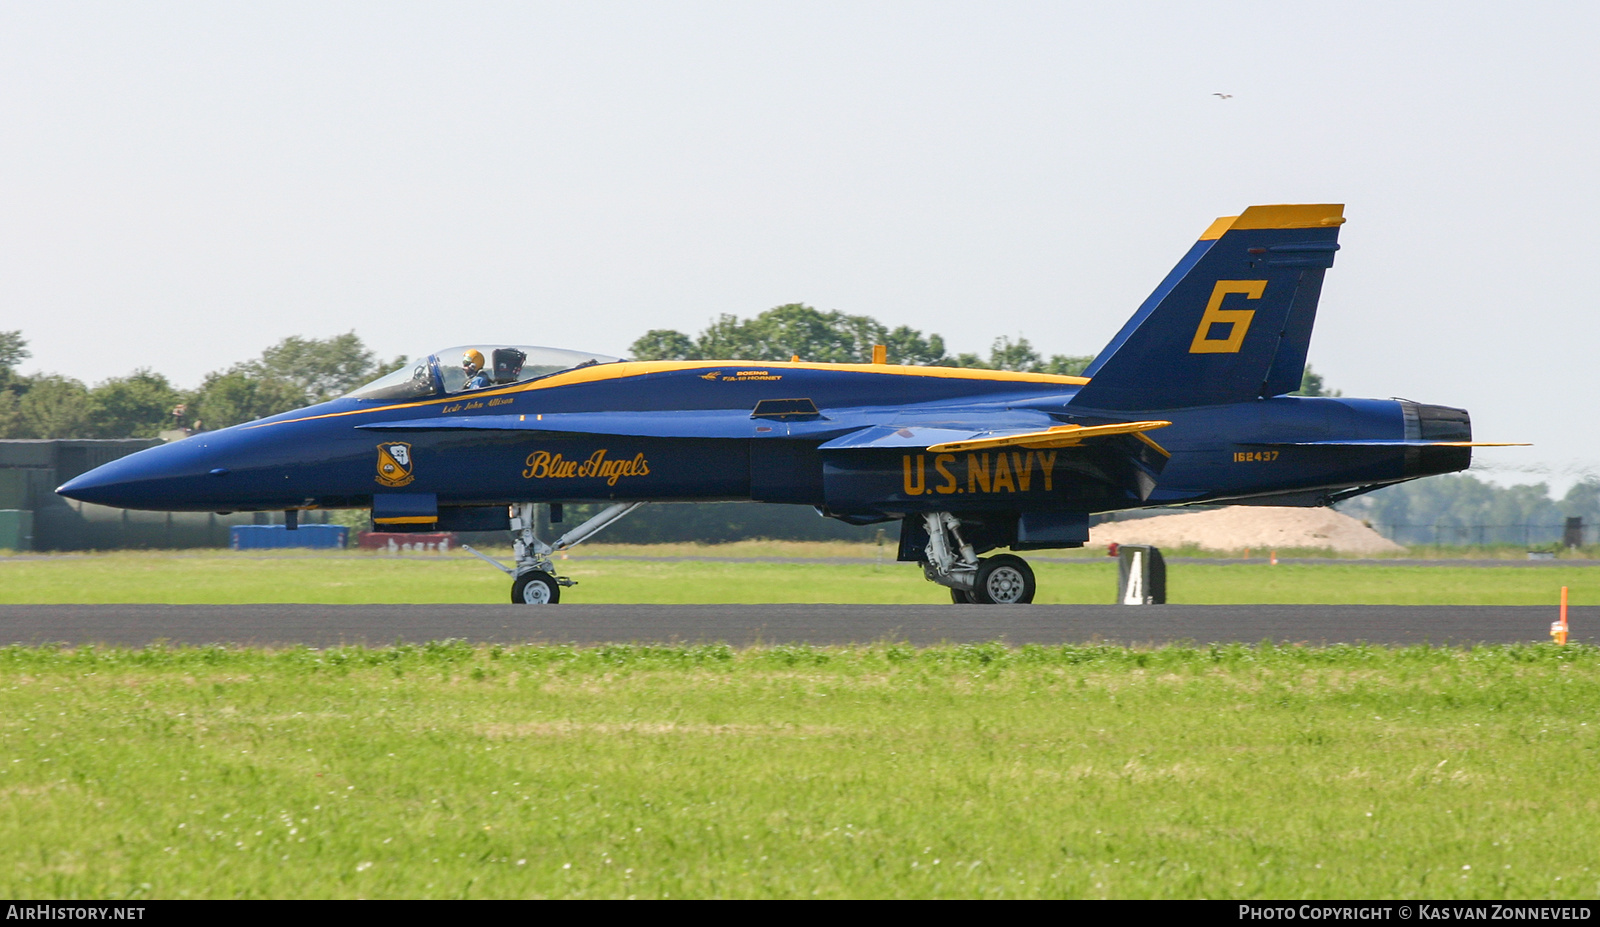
xmin=55 ymin=468 xmax=122 ymax=506
xmin=54 ymin=438 xmax=223 ymax=510
xmin=55 ymin=451 xmax=170 ymax=508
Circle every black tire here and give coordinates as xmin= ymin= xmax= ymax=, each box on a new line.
xmin=950 ymin=587 xmax=975 ymax=604
xmin=971 ymin=554 xmax=1035 ymax=604
xmin=512 ymin=570 xmax=561 ymax=604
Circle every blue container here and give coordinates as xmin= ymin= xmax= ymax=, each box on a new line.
xmin=229 ymin=524 xmax=348 ymax=550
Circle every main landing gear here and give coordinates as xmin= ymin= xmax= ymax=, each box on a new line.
xmin=465 ymin=502 xmax=646 ymax=604
xmin=919 ymin=512 xmax=1037 ymax=605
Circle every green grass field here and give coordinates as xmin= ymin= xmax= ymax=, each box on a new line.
xmin=2 ymin=642 xmax=1597 ymax=899
xmin=2 ymin=547 xmax=1594 ymax=898
xmin=0 ymin=546 xmax=1592 ymax=605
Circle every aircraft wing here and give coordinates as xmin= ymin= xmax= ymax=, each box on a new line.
xmin=818 ymin=420 xmax=1170 ymax=453
xmin=819 ymin=419 xmax=1173 ymax=504
xmin=815 ymin=425 xmax=1007 ymax=450
xmin=927 ymin=421 xmax=1170 ymax=453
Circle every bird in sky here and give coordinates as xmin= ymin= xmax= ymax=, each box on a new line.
xmin=1212 ymin=92 xmax=1233 ymax=99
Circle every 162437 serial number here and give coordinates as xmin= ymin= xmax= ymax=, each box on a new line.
xmin=1233 ymin=450 xmax=1280 ymax=463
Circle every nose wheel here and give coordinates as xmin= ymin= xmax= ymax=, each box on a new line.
xmin=512 ymin=570 xmax=561 ymax=604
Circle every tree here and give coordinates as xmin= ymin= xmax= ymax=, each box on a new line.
xmin=188 ymin=370 xmax=307 ymax=430
xmin=86 ymin=369 xmax=183 ymax=438
xmin=0 ymin=388 xmax=20 ymax=438
xmin=1560 ymin=479 xmax=1600 ymax=530
xmin=630 ymin=304 xmax=1097 ymax=369
xmin=633 ymin=305 xmax=948 ymax=365
xmin=187 ymin=332 xmax=390 ymax=430
xmin=248 ymin=332 xmax=380 ymax=404
xmin=629 ymin=329 xmax=700 ymax=361
xmin=1041 ymin=354 xmax=1095 ymax=376
xmin=1294 ymin=364 xmax=1341 ymax=397
xmin=884 ymin=326 xmax=947 ymax=366
xmin=1337 ymin=473 xmax=1580 ymax=546
xmin=986 ymin=336 xmax=1041 ymax=372
xmin=941 ymin=337 xmax=1094 ymax=374
xmin=0 ymin=331 xmax=27 ymax=435
xmin=15 ymin=375 xmax=92 ymax=438
xmin=0 ymin=330 xmax=27 ymax=382
xmin=0 ymin=331 xmax=395 ymax=436
xmin=694 ymin=304 xmax=887 ymax=363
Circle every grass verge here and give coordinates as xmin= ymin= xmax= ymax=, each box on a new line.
xmin=0 ymin=550 xmax=1592 ymax=604
xmin=2 ymin=641 xmax=1597 ymax=899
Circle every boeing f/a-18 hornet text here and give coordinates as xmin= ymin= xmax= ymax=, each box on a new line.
xmin=58 ymin=205 xmax=1522 ymax=604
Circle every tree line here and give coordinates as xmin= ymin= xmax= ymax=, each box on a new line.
xmin=631 ymin=304 xmax=1339 ymax=394
xmin=1338 ymin=474 xmax=1600 ymax=541
xmin=0 ymin=331 xmax=400 ymax=439
xmin=628 ymin=303 xmax=1095 ymax=374
xmin=0 ymin=301 xmax=1344 ymax=440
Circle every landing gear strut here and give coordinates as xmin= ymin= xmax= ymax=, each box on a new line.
xmin=919 ymin=512 xmax=1036 ymax=605
xmin=464 ymin=502 xmax=646 ymax=603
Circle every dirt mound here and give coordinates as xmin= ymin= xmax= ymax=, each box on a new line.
xmin=1090 ymin=506 xmax=1403 ymax=554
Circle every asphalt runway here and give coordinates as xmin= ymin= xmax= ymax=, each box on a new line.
xmin=0 ymin=603 xmax=1591 ymax=649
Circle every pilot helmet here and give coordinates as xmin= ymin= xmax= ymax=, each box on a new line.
xmin=462 ymin=349 xmax=485 ymax=373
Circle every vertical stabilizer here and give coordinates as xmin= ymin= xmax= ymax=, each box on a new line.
xmin=1069 ymin=204 xmax=1344 ymax=412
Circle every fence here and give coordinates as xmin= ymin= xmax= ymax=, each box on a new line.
xmin=1368 ymin=521 xmax=1597 ymax=548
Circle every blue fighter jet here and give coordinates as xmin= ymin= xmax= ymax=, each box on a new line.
xmin=58 ymin=204 xmax=1520 ymax=604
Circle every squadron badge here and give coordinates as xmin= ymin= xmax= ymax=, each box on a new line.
xmin=376 ymin=442 xmax=416 ymax=488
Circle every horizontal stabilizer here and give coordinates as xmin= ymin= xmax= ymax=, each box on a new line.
xmin=926 ymin=420 xmax=1171 ymax=454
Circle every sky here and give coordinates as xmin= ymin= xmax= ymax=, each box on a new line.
xmin=2 ymin=1 xmax=1596 ymax=490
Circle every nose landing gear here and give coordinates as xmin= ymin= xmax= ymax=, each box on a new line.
xmin=464 ymin=501 xmax=647 ymax=603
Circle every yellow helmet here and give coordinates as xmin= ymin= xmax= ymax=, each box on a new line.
xmin=462 ymin=349 xmax=485 ymax=372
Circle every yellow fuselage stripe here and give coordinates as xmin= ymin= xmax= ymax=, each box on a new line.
xmin=249 ymin=361 xmax=1092 ymax=429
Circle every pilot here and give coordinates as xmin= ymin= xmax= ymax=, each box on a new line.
xmin=462 ymin=349 xmax=492 ymax=390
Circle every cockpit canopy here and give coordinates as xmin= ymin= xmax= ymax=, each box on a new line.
xmin=347 ymin=344 xmax=622 ymax=401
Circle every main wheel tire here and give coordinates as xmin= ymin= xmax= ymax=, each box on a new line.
xmin=971 ymin=554 xmax=1036 ymax=604
xmin=512 ymin=570 xmax=561 ymax=604
xmin=950 ymin=587 xmax=975 ymax=604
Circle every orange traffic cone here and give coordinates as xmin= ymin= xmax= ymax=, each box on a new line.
xmin=1551 ymin=586 xmax=1569 ymax=645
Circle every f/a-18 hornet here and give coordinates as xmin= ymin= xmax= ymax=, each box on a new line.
xmin=59 ymin=204 xmax=1517 ymax=604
